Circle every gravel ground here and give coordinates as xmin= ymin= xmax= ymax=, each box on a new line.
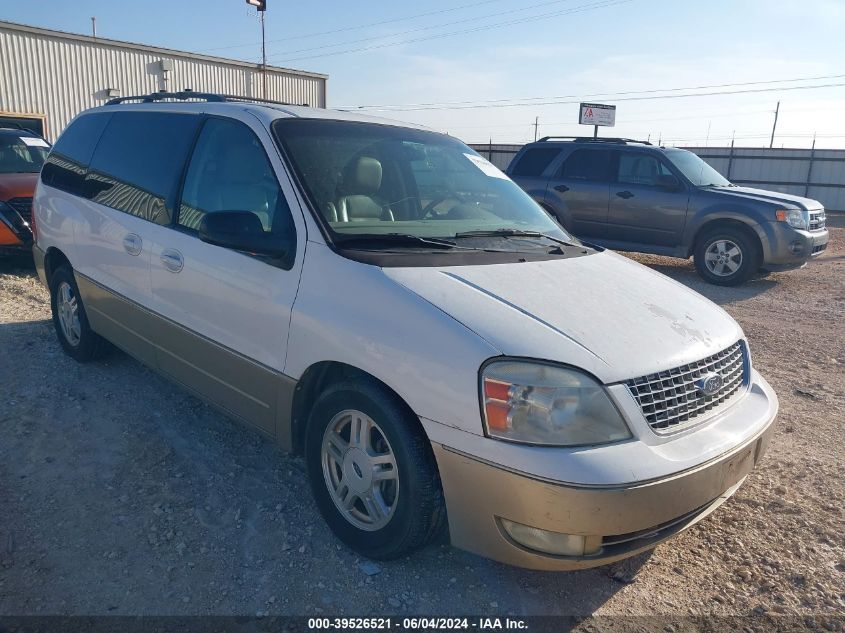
xmin=0 ymin=219 xmax=843 ymax=621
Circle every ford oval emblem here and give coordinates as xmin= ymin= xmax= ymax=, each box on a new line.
xmin=696 ymin=373 xmax=724 ymax=396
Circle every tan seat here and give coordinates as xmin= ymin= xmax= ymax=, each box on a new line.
xmin=336 ymin=156 xmax=394 ymax=222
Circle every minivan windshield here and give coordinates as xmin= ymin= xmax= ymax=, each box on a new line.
xmin=273 ymin=119 xmax=570 ymax=248
xmin=663 ymin=148 xmax=730 ymax=187
xmin=0 ymin=135 xmax=50 ymax=174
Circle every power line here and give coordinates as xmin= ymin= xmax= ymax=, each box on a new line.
xmin=266 ymin=0 xmax=580 ymax=57
xmin=343 ymin=73 xmax=845 ymax=111
xmin=347 ymin=81 xmax=845 ymax=112
xmin=271 ymin=0 xmax=634 ymax=63
xmin=201 ymin=0 xmax=504 ymax=52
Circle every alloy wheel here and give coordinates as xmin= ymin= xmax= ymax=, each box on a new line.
xmin=321 ymin=409 xmax=399 ymax=531
xmin=56 ymin=281 xmax=82 ymax=346
xmin=704 ymin=239 xmax=743 ymax=277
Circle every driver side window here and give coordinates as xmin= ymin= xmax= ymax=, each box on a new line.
xmin=178 ymin=117 xmax=293 ymax=236
xmin=617 ymin=153 xmax=673 ymax=187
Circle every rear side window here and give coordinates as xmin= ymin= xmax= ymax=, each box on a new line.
xmin=559 ymin=149 xmax=613 ymax=182
xmin=41 ymin=113 xmax=111 ymax=196
xmin=510 ymin=147 xmax=560 ymax=177
xmin=85 ymin=112 xmax=201 ymax=225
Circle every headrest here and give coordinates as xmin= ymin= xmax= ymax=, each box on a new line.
xmin=347 ymin=156 xmax=382 ymax=194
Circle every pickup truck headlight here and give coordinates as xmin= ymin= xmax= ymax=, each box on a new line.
xmin=775 ymin=208 xmax=808 ymax=230
xmin=481 ymin=360 xmax=631 ymax=446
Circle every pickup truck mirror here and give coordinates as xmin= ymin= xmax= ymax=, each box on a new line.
xmin=656 ymin=174 xmax=682 ymax=191
xmin=198 ymin=211 xmax=293 ymax=260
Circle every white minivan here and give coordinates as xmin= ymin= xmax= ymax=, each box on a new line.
xmin=33 ymin=93 xmax=778 ymax=570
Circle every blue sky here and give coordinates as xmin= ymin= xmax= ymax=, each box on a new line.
xmin=5 ymin=0 xmax=845 ymax=147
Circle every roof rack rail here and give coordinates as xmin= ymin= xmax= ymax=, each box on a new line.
xmin=105 ymin=90 xmax=301 ymax=107
xmin=220 ymin=94 xmax=297 ymax=107
xmin=105 ymin=90 xmax=226 ymax=105
xmin=537 ymin=136 xmax=652 ymax=145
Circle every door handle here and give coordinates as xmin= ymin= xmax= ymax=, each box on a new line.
xmin=160 ymin=249 xmax=184 ymax=273
xmin=616 ymin=190 xmax=634 ymax=199
xmin=122 ymin=233 xmax=142 ymax=256
xmin=554 ymin=184 xmax=570 ymax=193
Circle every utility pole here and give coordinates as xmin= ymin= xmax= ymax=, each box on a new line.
xmin=90 ymin=16 xmax=97 ymax=38
xmin=246 ymin=0 xmax=268 ymax=99
xmin=769 ymin=101 xmax=780 ymax=148
xmin=533 ymin=116 xmax=539 ymax=142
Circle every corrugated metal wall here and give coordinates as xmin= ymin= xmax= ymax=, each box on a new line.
xmin=0 ymin=22 xmax=327 ymax=141
xmin=685 ymin=147 xmax=845 ymax=212
xmin=469 ymin=143 xmax=845 ymax=211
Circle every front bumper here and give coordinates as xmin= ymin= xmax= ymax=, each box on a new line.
xmin=762 ymin=224 xmax=829 ymax=269
xmin=434 ymin=396 xmax=776 ymax=571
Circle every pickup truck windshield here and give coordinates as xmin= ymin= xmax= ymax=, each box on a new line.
xmin=664 ymin=148 xmax=730 ymax=187
xmin=0 ymin=136 xmax=49 ymax=174
xmin=272 ymin=119 xmax=569 ymax=246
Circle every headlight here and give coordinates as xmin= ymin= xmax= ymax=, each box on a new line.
xmin=481 ymin=360 xmax=631 ymax=446
xmin=775 ymin=208 xmax=808 ymax=230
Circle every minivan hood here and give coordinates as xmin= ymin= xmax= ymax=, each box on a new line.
xmin=383 ymin=251 xmax=743 ymax=384
xmin=709 ymin=185 xmax=822 ymax=211
xmin=0 ymin=172 xmax=38 ymax=200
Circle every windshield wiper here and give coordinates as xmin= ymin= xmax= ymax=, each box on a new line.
xmin=335 ymin=233 xmax=458 ymax=250
xmin=453 ymin=229 xmax=579 ymax=248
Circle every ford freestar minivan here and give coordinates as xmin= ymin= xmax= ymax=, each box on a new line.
xmin=33 ymin=93 xmax=778 ymax=570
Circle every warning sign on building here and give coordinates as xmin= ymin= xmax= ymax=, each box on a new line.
xmin=579 ymin=102 xmax=616 ymax=127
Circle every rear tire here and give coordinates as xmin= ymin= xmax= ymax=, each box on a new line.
xmin=49 ymin=266 xmax=107 ymax=362
xmin=305 ymin=378 xmax=446 ymax=560
xmin=694 ymin=227 xmax=759 ymax=286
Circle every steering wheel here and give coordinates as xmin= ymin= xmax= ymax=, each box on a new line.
xmin=421 ymin=196 xmax=464 ymax=219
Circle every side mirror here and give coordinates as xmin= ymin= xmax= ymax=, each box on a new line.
xmin=198 ymin=211 xmax=293 ymax=261
xmin=656 ymin=174 xmax=682 ymax=191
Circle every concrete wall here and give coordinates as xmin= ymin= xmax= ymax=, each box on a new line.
xmin=0 ymin=21 xmax=328 ymax=141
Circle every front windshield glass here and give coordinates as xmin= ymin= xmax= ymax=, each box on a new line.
xmin=664 ymin=148 xmax=730 ymax=187
xmin=0 ymin=135 xmax=50 ymax=174
xmin=273 ymin=119 xmax=570 ymax=246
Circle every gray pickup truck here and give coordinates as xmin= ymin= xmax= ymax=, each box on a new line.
xmin=507 ymin=137 xmax=829 ymax=285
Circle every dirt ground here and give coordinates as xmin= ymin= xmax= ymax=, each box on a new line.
xmin=0 ymin=219 xmax=843 ymax=621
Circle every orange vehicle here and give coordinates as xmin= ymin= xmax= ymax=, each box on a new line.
xmin=0 ymin=127 xmax=51 ymax=254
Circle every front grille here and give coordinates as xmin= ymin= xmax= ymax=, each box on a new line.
xmin=626 ymin=341 xmax=746 ymax=432
xmin=809 ymin=209 xmax=826 ymax=231
xmin=812 ymin=243 xmax=827 ymax=255
xmin=7 ymin=197 xmax=33 ymax=224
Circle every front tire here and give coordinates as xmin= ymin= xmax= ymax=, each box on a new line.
xmin=305 ymin=378 xmax=446 ymax=560
xmin=49 ymin=266 xmax=107 ymax=362
xmin=694 ymin=227 xmax=759 ymax=286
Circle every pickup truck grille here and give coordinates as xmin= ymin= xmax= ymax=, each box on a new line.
xmin=626 ymin=341 xmax=746 ymax=432
xmin=809 ymin=209 xmax=826 ymax=231
xmin=7 ymin=197 xmax=33 ymax=224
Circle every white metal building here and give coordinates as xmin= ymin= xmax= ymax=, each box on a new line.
xmin=0 ymin=20 xmax=328 ymax=141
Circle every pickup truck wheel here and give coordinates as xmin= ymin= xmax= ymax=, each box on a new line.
xmin=305 ymin=378 xmax=446 ymax=560
xmin=49 ymin=266 xmax=107 ymax=362
xmin=694 ymin=228 xmax=758 ymax=286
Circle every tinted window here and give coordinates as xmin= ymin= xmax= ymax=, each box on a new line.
xmin=510 ymin=147 xmax=560 ymax=177
xmin=559 ymin=149 xmax=613 ymax=181
xmin=617 ymin=153 xmax=673 ymax=187
xmin=179 ymin=117 xmax=294 ymax=239
xmin=41 ymin=113 xmax=111 ymax=195
xmin=85 ymin=112 xmax=201 ymax=225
